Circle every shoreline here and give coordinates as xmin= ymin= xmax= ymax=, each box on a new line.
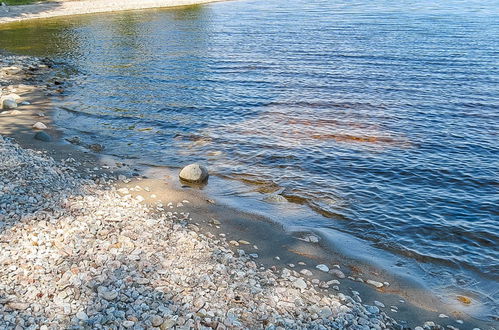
xmin=1 ymin=54 xmax=495 ymax=329
xmin=0 ymin=0 xmax=226 ymax=24
xmin=0 ymin=54 xmax=408 ymax=329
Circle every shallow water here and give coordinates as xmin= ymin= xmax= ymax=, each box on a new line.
xmin=1 ymin=0 xmax=498 ymax=321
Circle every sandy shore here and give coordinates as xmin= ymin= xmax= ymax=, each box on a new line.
xmin=0 ymin=0 xmax=223 ymax=24
xmin=1 ymin=54 xmax=494 ymax=329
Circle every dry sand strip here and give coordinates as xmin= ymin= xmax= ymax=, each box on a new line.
xmin=0 ymin=0 xmax=223 ymax=24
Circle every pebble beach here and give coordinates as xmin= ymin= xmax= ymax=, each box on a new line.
xmin=0 ymin=130 xmax=405 ymax=329
xmin=0 ymin=0 xmax=223 ymax=24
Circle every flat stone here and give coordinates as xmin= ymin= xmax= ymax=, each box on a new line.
xmin=7 ymin=302 xmax=29 ymax=310
xmin=319 ymin=307 xmax=332 ymax=319
xmin=300 ymin=269 xmax=313 ymax=276
xmin=365 ymin=305 xmax=380 ymax=314
xmin=122 ymin=320 xmax=135 ymax=328
xmin=292 ymin=278 xmax=307 ymax=290
xmin=316 ymin=264 xmax=329 ymax=272
xmin=98 ymin=287 xmax=118 ymax=301
xmin=366 ymin=280 xmax=384 ymax=288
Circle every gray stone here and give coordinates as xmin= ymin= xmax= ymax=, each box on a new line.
xmin=98 ymin=287 xmax=118 ymax=301
xmin=316 ymin=264 xmax=329 ymax=272
xmin=366 ymin=280 xmax=383 ymax=288
xmin=365 ymin=305 xmax=380 ymax=314
xmin=160 ymin=318 xmax=176 ymax=329
xmin=330 ymin=269 xmax=345 ymax=279
xmin=319 ymin=307 xmax=332 ymax=319
xmin=122 ymin=320 xmax=135 ymax=328
xmin=1 ymin=98 xmax=17 ymax=109
xmin=292 ymin=278 xmax=307 ymax=290
xmin=179 ymin=163 xmax=209 ymax=183
xmin=76 ymin=311 xmax=88 ymax=321
xmin=34 ymin=131 xmax=52 ymax=142
xmin=150 ymin=315 xmax=163 ymax=327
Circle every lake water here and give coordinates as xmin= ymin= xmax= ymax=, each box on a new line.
xmin=1 ymin=0 xmax=498 ymax=321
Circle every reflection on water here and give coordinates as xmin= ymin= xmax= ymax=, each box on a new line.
xmin=1 ymin=0 xmax=498 ymax=321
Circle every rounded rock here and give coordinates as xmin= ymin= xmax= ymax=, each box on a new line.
xmin=316 ymin=264 xmax=329 ymax=272
xmin=76 ymin=311 xmax=88 ymax=321
xmin=150 ymin=315 xmax=163 ymax=327
xmin=179 ymin=163 xmax=209 ymax=183
xmin=34 ymin=131 xmax=52 ymax=142
xmin=1 ymin=98 xmax=17 ymax=109
xmin=122 ymin=320 xmax=135 ymax=328
xmin=32 ymin=122 xmax=48 ymax=130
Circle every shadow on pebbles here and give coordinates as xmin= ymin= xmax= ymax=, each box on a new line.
xmin=0 ymin=134 xmax=413 ymax=329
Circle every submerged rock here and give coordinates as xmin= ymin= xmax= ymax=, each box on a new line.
xmin=34 ymin=131 xmax=52 ymax=142
xmin=330 ymin=269 xmax=346 ymax=279
xmin=66 ymin=136 xmax=81 ymax=145
xmin=316 ymin=264 xmax=329 ymax=272
xmin=89 ymin=143 xmax=104 ymax=152
xmin=263 ymin=194 xmax=287 ymax=203
xmin=179 ymin=163 xmax=209 ymax=183
xmin=366 ymin=279 xmax=384 ymax=288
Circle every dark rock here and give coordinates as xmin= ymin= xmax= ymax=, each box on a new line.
xmin=34 ymin=131 xmax=52 ymax=142
xmin=89 ymin=144 xmax=104 ymax=152
xmin=66 ymin=136 xmax=81 ymax=145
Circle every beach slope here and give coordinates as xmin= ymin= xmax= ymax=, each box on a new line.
xmin=0 ymin=0 xmax=222 ymax=24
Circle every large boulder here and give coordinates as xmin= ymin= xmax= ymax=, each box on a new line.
xmin=179 ymin=163 xmax=209 ymax=183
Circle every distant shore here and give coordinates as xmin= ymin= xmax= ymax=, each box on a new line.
xmin=0 ymin=0 xmax=223 ymax=24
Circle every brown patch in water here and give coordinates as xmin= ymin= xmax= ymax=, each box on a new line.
xmin=287 ymin=248 xmax=321 ymax=260
xmin=349 ymin=265 xmax=363 ymax=275
xmin=311 ymin=133 xmax=397 ymax=144
xmin=456 ymin=295 xmax=472 ymax=305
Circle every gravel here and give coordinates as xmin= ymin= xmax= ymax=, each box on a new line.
xmin=0 ymin=134 xmax=407 ymax=329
